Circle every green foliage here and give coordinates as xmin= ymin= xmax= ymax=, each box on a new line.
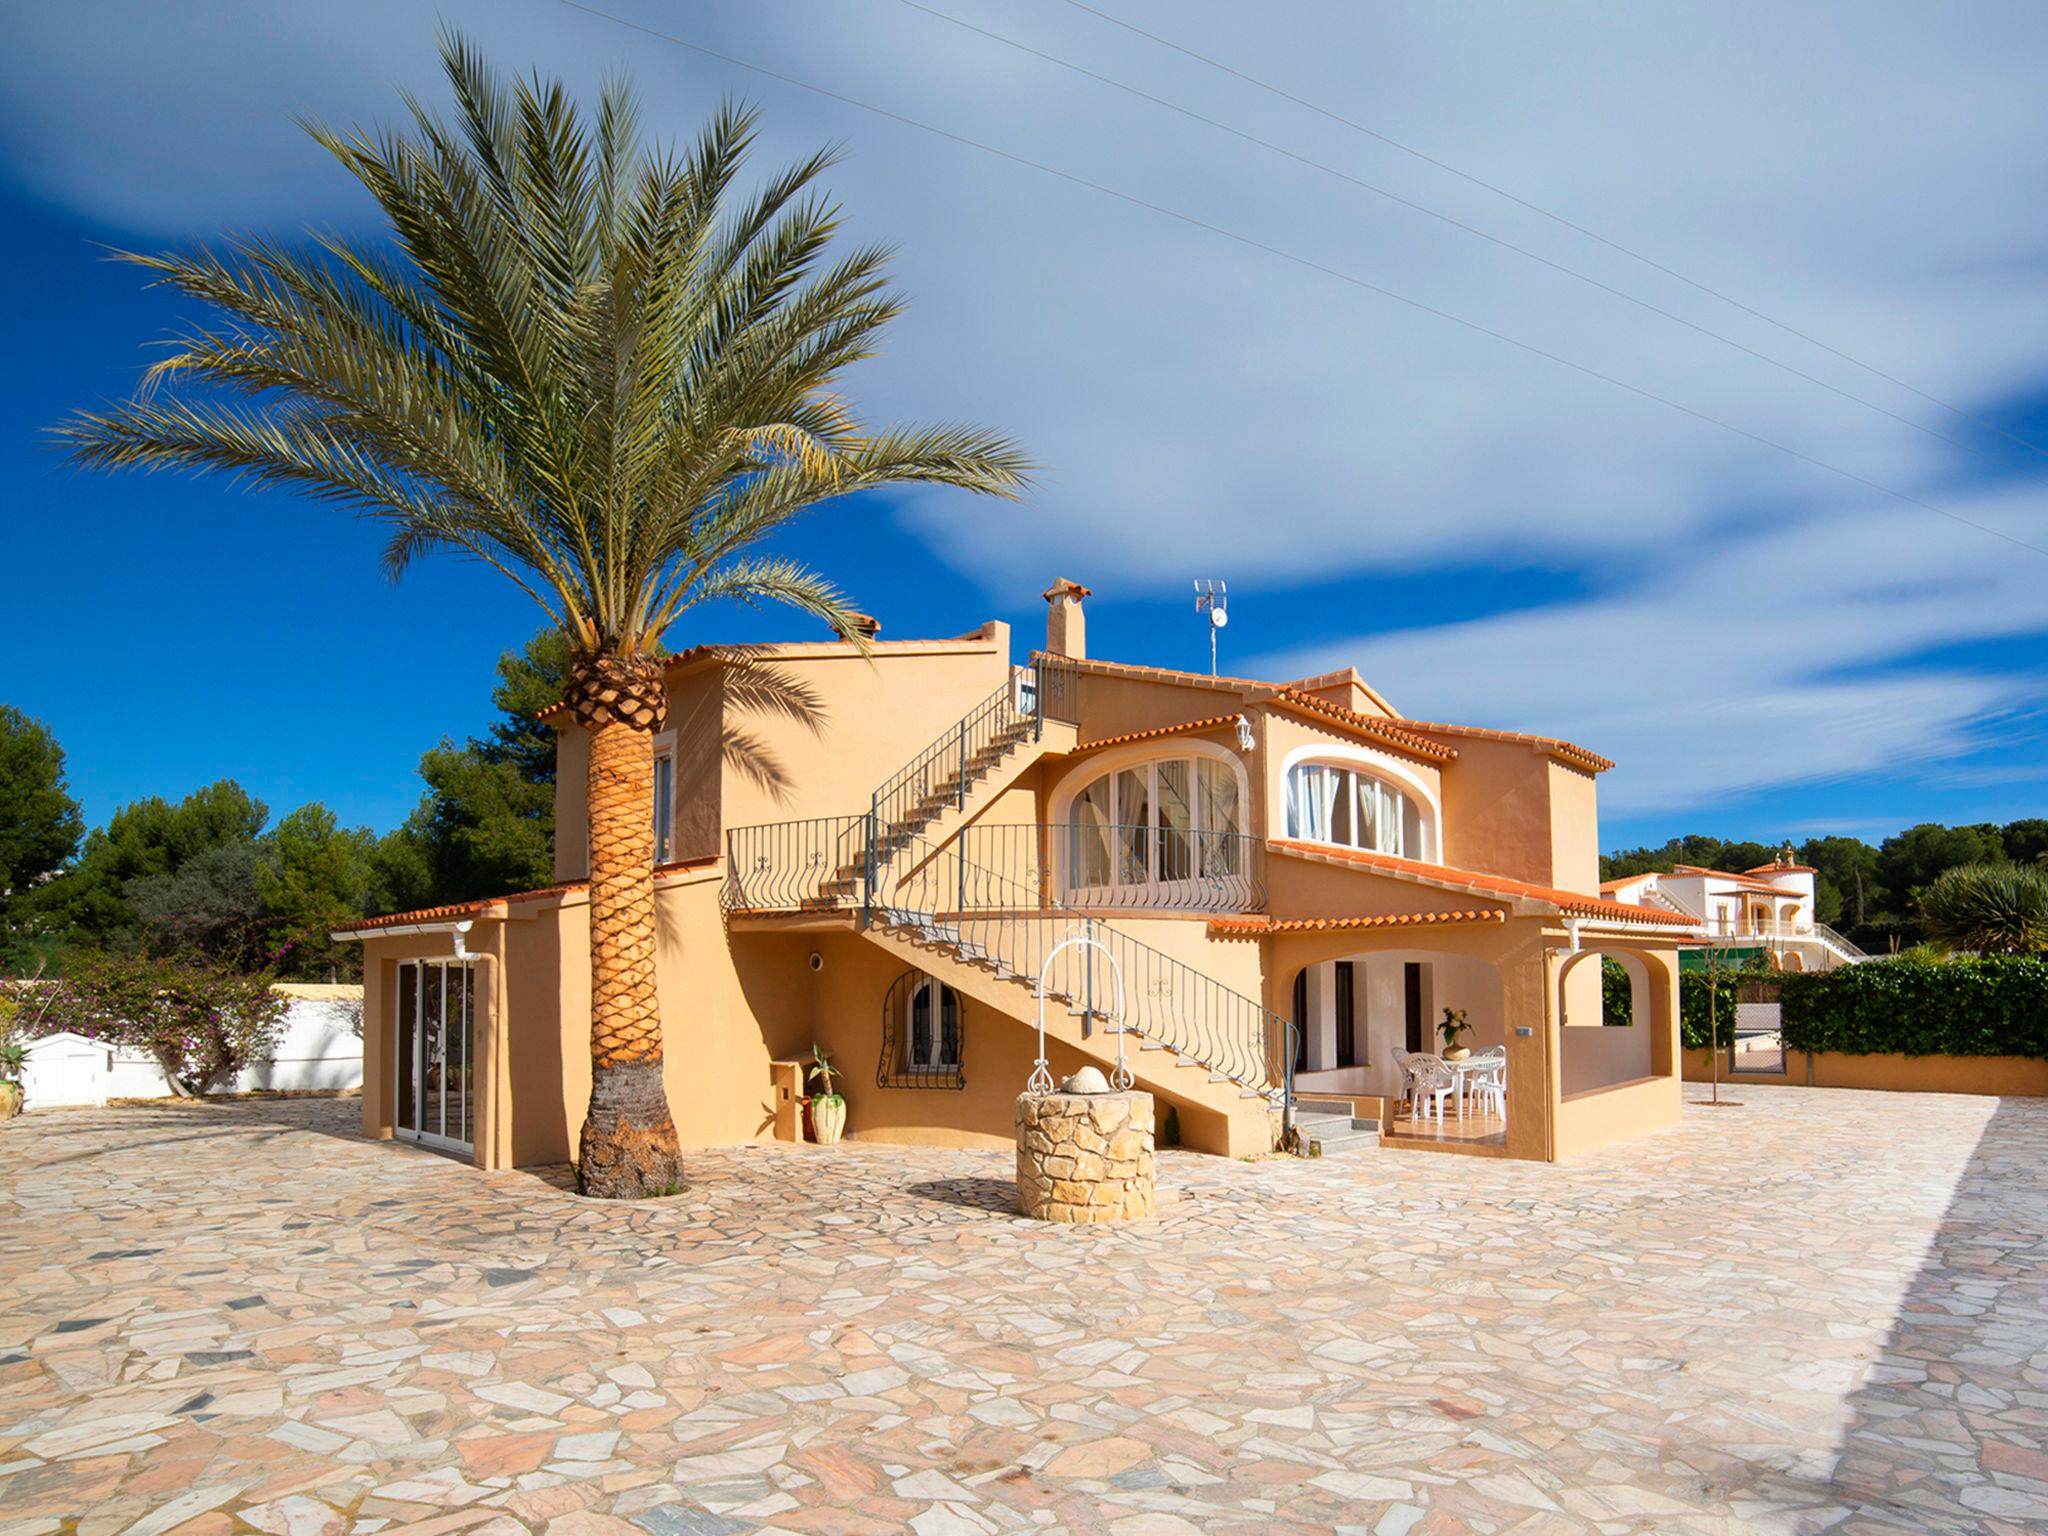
xmin=808 ymin=1043 xmax=841 ymax=1103
xmin=0 ymin=707 xmax=84 ymax=960
xmin=1781 ymin=957 xmax=2048 ymax=1059
xmin=1677 ymin=954 xmax=1775 ymax=1050
xmin=1918 ymin=862 xmax=2048 ymax=956
xmin=58 ymin=34 xmax=1028 ymax=668
xmin=27 ymin=781 xmax=270 ymax=953
xmin=1602 ymin=820 xmax=2048 ymax=952
xmin=1437 ymin=1006 xmax=1471 ymax=1051
xmin=377 ymin=631 xmax=568 ymax=908
xmin=36 ymin=950 xmax=288 ymax=1095
xmin=1601 ymin=957 xmax=1633 ymax=1027
xmin=258 ymin=805 xmax=383 ymax=978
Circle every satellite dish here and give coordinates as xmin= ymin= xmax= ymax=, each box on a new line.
xmin=1211 ymin=608 xmax=1229 ymax=629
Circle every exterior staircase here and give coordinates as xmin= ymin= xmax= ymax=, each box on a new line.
xmin=1293 ymin=1098 xmax=1382 ymax=1155
xmin=722 ymin=656 xmax=1300 ymax=1155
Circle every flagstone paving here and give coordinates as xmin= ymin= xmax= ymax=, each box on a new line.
xmin=1 ymin=1086 xmax=2044 ymax=1535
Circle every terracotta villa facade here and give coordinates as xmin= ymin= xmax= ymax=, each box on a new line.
xmin=339 ymin=580 xmax=1694 ymax=1167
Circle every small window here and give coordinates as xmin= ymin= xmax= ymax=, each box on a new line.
xmin=879 ymin=970 xmax=964 ymax=1089
xmin=651 ymin=742 xmax=675 ymax=865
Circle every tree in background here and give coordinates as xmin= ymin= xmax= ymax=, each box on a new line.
xmin=260 ymin=805 xmax=382 ymax=978
xmin=0 ymin=707 xmax=84 ymax=967
xmin=36 ymin=950 xmax=287 ymax=1096
xmin=2000 ymin=819 xmax=2048 ymax=867
xmin=1920 ymin=863 xmax=2048 ymax=956
xmin=59 ymin=38 xmax=1028 ymax=1196
xmin=377 ymin=631 xmax=568 ymax=910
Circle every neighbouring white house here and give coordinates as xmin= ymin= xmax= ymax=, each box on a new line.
xmin=18 ymin=983 xmax=364 ymax=1109
xmin=1600 ymin=846 xmax=1866 ymax=972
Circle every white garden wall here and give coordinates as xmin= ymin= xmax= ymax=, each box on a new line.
xmin=18 ymin=984 xmax=363 ymax=1107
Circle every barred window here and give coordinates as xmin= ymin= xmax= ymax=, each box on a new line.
xmin=878 ymin=970 xmax=964 ymax=1089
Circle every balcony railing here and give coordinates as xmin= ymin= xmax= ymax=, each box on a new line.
xmin=722 ymin=820 xmax=1265 ymax=917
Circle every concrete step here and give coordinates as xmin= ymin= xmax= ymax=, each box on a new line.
xmin=1293 ymin=1110 xmax=1381 ymax=1153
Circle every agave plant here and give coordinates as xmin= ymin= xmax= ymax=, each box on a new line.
xmin=1919 ymin=862 xmax=2048 ymax=956
xmin=57 ymin=34 xmax=1029 ymax=1196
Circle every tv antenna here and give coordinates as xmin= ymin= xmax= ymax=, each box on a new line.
xmin=1194 ymin=579 xmax=1228 ymax=675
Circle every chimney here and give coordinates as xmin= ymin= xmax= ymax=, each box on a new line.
xmin=1042 ymin=578 xmax=1091 ymax=660
xmin=847 ymin=612 xmax=881 ymax=641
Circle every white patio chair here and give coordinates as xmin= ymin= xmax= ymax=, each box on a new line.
xmin=1466 ymin=1046 xmax=1507 ymax=1118
xmin=1405 ymin=1052 xmax=1456 ymax=1123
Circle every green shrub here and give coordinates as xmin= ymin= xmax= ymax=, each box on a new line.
xmin=36 ymin=950 xmax=287 ymax=1095
xmin=1601 ymin=957 xmax=1632 ymax=1027
xmin=1679 ymin=970 xmax=1745 ymax=1050
xmin=1919 ymin=863 xmax=2048 ymax=956
xmin=1780 ymin=956 xmax=2048 ymax=1059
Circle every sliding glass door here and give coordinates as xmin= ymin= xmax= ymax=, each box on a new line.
xmin=395 ymin=960 xmax=474 ymax=1154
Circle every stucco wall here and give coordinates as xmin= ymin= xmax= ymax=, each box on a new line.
xmin=1682 ymin=1048 xmax=2048 ymax=1096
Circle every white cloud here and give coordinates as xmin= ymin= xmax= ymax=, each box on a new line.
xmin=1248 ymin=487 xmax=2048 ymax=814
xmin=5 ymin=0 xmax=2047 ymax=815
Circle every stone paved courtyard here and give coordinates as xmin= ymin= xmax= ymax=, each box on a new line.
xmin=2 ymin=1087 xmax=2044 ymax=1536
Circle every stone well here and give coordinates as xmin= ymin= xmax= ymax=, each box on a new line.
xmin=1014 ymin=1090 xmax=1156 ymax=1223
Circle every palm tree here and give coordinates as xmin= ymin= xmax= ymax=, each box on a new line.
xmin=1920 ymin=862 xmax=2048 ymax=956
xmin=57 ymin=35 xmax=1029 ymax=1197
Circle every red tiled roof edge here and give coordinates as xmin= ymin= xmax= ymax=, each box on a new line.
xmin=1266 ymin=840 xmax=1698 ymax=928
xmin=1072 ymin=714 xmax=1244 ymax=752
xmin=333 ymin=856 xmax=719 ymax=937
xmin=1208 ymin=908 xmax=1505 ymax=938
xmin=1264 ymin=690 xmax=1459 ymax=763
xmin=1393 ymin=719 xmax=1615 ymax=774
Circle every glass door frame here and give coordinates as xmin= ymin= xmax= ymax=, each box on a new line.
xmin=394 ymin=958 xmax=475 ymax=1156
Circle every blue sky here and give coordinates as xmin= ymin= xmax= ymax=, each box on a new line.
xmin=3 ymin=0 xmax=2045 ymax=854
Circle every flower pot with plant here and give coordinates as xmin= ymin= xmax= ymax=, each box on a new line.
xmin=807 ymin=1044 xmax=846 ymax=1145
xmin=0 ymin=1040 xmax=25 ymax=1120
xmin=1438 ymin=1007 xmax=1473 ymax=1062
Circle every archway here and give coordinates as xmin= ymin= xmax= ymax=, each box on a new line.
xmin=1555 ymin=946 xmax=1673 ymax=1096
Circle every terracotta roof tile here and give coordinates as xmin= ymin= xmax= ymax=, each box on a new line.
xmin=1265 ymin=690 xmax=1459 ymax=763
xmin=1073 ymin=714 xmax=1245 ymax=752
xmin=1208 ymin=909 xmax=1505 ymax=938
xmin=1393 ymin=720 xmax=1615 ymax=774
xmin=1745 ymin=862 xmax=1817 ymax=875
xmin=1268 ymin=840 xmax=1698 ymax=928
xmin=333 ymin=856 xmax=717 ymax=937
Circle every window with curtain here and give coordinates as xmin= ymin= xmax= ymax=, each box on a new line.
xmin=1284 ymin=761 xmax=1429 ymax=859
xmin=1064 ymin=754 xmax=1245 ymax=894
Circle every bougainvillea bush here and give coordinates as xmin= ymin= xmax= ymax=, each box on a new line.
xmin=37 ymin=951 xmax=286 ymax=1096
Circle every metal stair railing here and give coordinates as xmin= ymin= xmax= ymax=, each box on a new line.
xmin=871 ymin=832 xmax=1294 ymax=1100
xmin=865 ymin=657 xmax=1078 ymax=859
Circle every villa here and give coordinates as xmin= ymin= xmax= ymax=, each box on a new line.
xmin=1601 ymin=855 xmax=1867 ymax=971
xmin=338 ymin=579 xmax=1695 ymax=1168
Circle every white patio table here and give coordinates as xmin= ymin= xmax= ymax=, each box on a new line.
xmin=1444 ymin=1056 xmax=1504 ymax=1119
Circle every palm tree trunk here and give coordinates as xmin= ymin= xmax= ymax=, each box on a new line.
xmin=571 ymin=655 xmax=686 ymax=1198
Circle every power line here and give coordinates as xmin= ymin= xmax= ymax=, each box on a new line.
xmin=548 ymin=0 xmax=2048 ymax=560
xmin=898 ymin=0 xmax=1994 ymax=465
xmin=1057 ymin=0 xmax=2048 ymax=464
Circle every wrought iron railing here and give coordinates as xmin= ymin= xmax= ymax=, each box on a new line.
xmin=949 ymin=822 xmax=1265 ymax=913
xmin=722 ymin=819 xmax=1266 ymax=917
xmin=874 ymin=834 xmax=1292 ymax=1096
xmin=867 ymin=657 xmax=1079 ymax=847
xmin=720 ymin=815 xmax=867 ymax=913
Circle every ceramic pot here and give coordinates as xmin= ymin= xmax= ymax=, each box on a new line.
xmin=811 ymin=1094 xmax=846 ymax=1145
xmin=1444 ymin=1047 xmax=1471 ymax=1062
xmin=0 ymin=1082 xmax=21 ymax=1120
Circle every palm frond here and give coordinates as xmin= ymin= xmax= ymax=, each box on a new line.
xmin=58 ymin=29 xmax=1031 ymax=660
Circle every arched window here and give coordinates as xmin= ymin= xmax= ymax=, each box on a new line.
xmin=1285 ymin=760 xmax=1429 ymax=859
xmin=879 ymin=971 xmax=964 ymax=1088
xmin=1064 ymin=753 xmax=1246 ymax=897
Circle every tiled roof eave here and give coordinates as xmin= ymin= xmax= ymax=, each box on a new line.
xmin=1208 ymin=908 xmax=1506 ymax=939
xmin=1267 ymin=839 xmax=1698 ymax=929
xmin=332 ymin=855 xmax=718 ymax=938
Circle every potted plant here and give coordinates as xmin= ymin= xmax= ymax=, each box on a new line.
xmin=807 ymin=1044 xmax=846 ymax=1145
xmin=0 ymin=1040 xmax=25 ymax=1120
xmin=1438 ymin=1007 xmax=1473 ymax=1062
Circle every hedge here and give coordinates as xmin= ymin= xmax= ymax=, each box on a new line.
xmin=1779 ymin=956 xmax=2048 ymax=1059
xmin=1679 ymin=970 xmax=1749 ymax=1051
